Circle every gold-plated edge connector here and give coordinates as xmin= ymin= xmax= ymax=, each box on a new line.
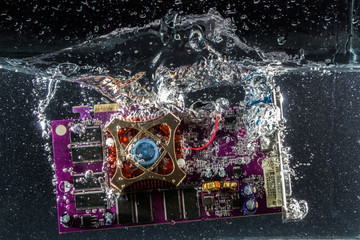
xmin=94 ymin=103 xmax=119 ymax=113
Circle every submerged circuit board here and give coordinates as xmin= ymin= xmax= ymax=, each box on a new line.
xmin=51 ymin=87 xmax=297 ymax=233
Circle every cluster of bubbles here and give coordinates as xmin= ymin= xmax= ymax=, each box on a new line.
xmin=285 ymin=198 xmax=309 ymax=221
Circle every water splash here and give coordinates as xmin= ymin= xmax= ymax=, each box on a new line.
xmin=0 ymin=10 xmax=345 ymax=154
xmin=5 ymin=10 xmax=353 ymax=221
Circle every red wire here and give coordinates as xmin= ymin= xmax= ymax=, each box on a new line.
xmin=188 ymin=116 xmax=220 ymax=151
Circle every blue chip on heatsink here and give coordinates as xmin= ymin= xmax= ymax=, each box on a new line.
xmin=131 ymin=138 xmax=159 ymax=167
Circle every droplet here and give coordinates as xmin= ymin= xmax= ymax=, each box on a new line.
xmin=277 ymin=36 xmax=286 ymax=45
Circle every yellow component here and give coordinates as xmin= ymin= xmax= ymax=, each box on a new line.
xmin=222 ymin=181 xmax=238 ymax=191
xmin=202 ymin=181 xmax=221 ymax=192
xmin=261 ymin=157 xmax=282 ymax=207
xmin=94 ymin=103 xmax=119 ymax=113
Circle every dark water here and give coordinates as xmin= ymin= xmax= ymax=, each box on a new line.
xmin=0 ymin=1 xmax=359 ymax=239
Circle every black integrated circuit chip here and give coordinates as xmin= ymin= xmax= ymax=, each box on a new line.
xmin=71 ymin=145 xmax=103 ymax=163
xmin=224 ymin=116 xmax=237 ymax=124
xmin=80 ymin=215 xmax=98 ymax=227
xmin=231 ymin=198 xmax=243 ymax=210
xmin=182 ymin=188 xmax=200 ymax=219
xmin=75 ymin=192 xmax=106 ymax=210
xmin=81 ymin=216 xmax=93 ymax=227
xmin=164 ymin=190 xmax=181 ymax=221
xmin=135 ymin=192 xmax=153 ymax=223
xmin=71 ymin=126 xmax=102 ymax=143
xmin=117 ymin=194 xmax=134 ymax=225
xmin=73 ymin=173 xmax=104 ymax=190
xmin=203 ymin=196 xmax=214 ymax=208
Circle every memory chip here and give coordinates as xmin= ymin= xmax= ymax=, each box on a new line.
xmin=182 ymin=188 xmax=200 ymax=219
xmin=164 ymin=190 xmax=181 ymax=221
xmin=75 ymin=192 xmax=106 ymax=210
xmin=135 ymin=192 xmax=153 ymax=223
xmin=117 ymin=194 xmax=134 ymax=225
xmin=71 ymin=126 xmax=102 ymax=143
xmin=73 ymin=173 xmax=104 ymax=190
xmin=71 ymin=145 xmax=103 ymax=163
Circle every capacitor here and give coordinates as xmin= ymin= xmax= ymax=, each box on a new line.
xmin=242 ymin=198 xmax=258 ymax=215
xmin=201 ymin=168 xmax=214 ymax=181
xmin=241 ymin=184 xmax=256 ymax=198
xmin=216 ymin=167 xmax=228 ymax=180
xmin=232 ymin=166 xmax=243 ymax=178
xmin=103 ymin=211 xmax=115 ymax=225
xmin=60 ymin=213 xmax=73 ymax=227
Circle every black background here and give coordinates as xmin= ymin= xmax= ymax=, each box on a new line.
xmin=0 ymin=0 xmax=360 ymax=239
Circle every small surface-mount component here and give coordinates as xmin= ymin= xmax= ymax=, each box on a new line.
xmin=260 ymin=133 xmax=275 ymax=152
xmin=117 ymin=194 xmax=134 ymax=225
xmin=231 ymin=198 xmax=242 ymax=210
xmin=71 ymin=145 xmax=103 ymax=163
xmin=222 ymin=181 xmax=238 ymax=191
xmin=224 ymin=116 xmax=237 ymax=125
xmin=182 ymin=188 xmax=200 ymax=219
xmin=202 ymin=181 xmax=221 ymax=192
xmin=80 ymin=215 xmax=99 ymax=227
xmin=241 ymin=184 xmax=256 ymax=198
xmin=135 ymin=192 xmax=153 ymax=223
xmin=75 ymin=191 xmax=107 ymax=210
xmin=243 ymin=199 xmax=258 ymax=215
xmin=164 ymin=190 xmax=181 ymax=221
xmin=202 ymin=196 xmax=214 ymax=208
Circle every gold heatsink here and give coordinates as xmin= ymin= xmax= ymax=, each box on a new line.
xmin=105 ymin=113 xmax=186 ymax=193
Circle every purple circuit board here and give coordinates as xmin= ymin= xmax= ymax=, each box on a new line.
xmin=51 ymin=104 xmax=283 ymax=233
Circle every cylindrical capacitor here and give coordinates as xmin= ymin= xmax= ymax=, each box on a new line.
xmin=232 ymin=166 xmax=243 ymax=178
xmin=242 ymin=198 xmax=258 ymax=215
xmin=201 ymin=168 xmax=214 ymax=181
xmin=216 ymin=167 xmax=228 ymax=180
xmin=241 ymin=184 xmax=256 ymax=198
xmin=103 ymin=211 xmax=115 ymax=225
xmin=60 ymin=213 xmax=73 ymax=227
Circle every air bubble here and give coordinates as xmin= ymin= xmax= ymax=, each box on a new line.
xmin=277 ymin=36 xmax=286 ymax=45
